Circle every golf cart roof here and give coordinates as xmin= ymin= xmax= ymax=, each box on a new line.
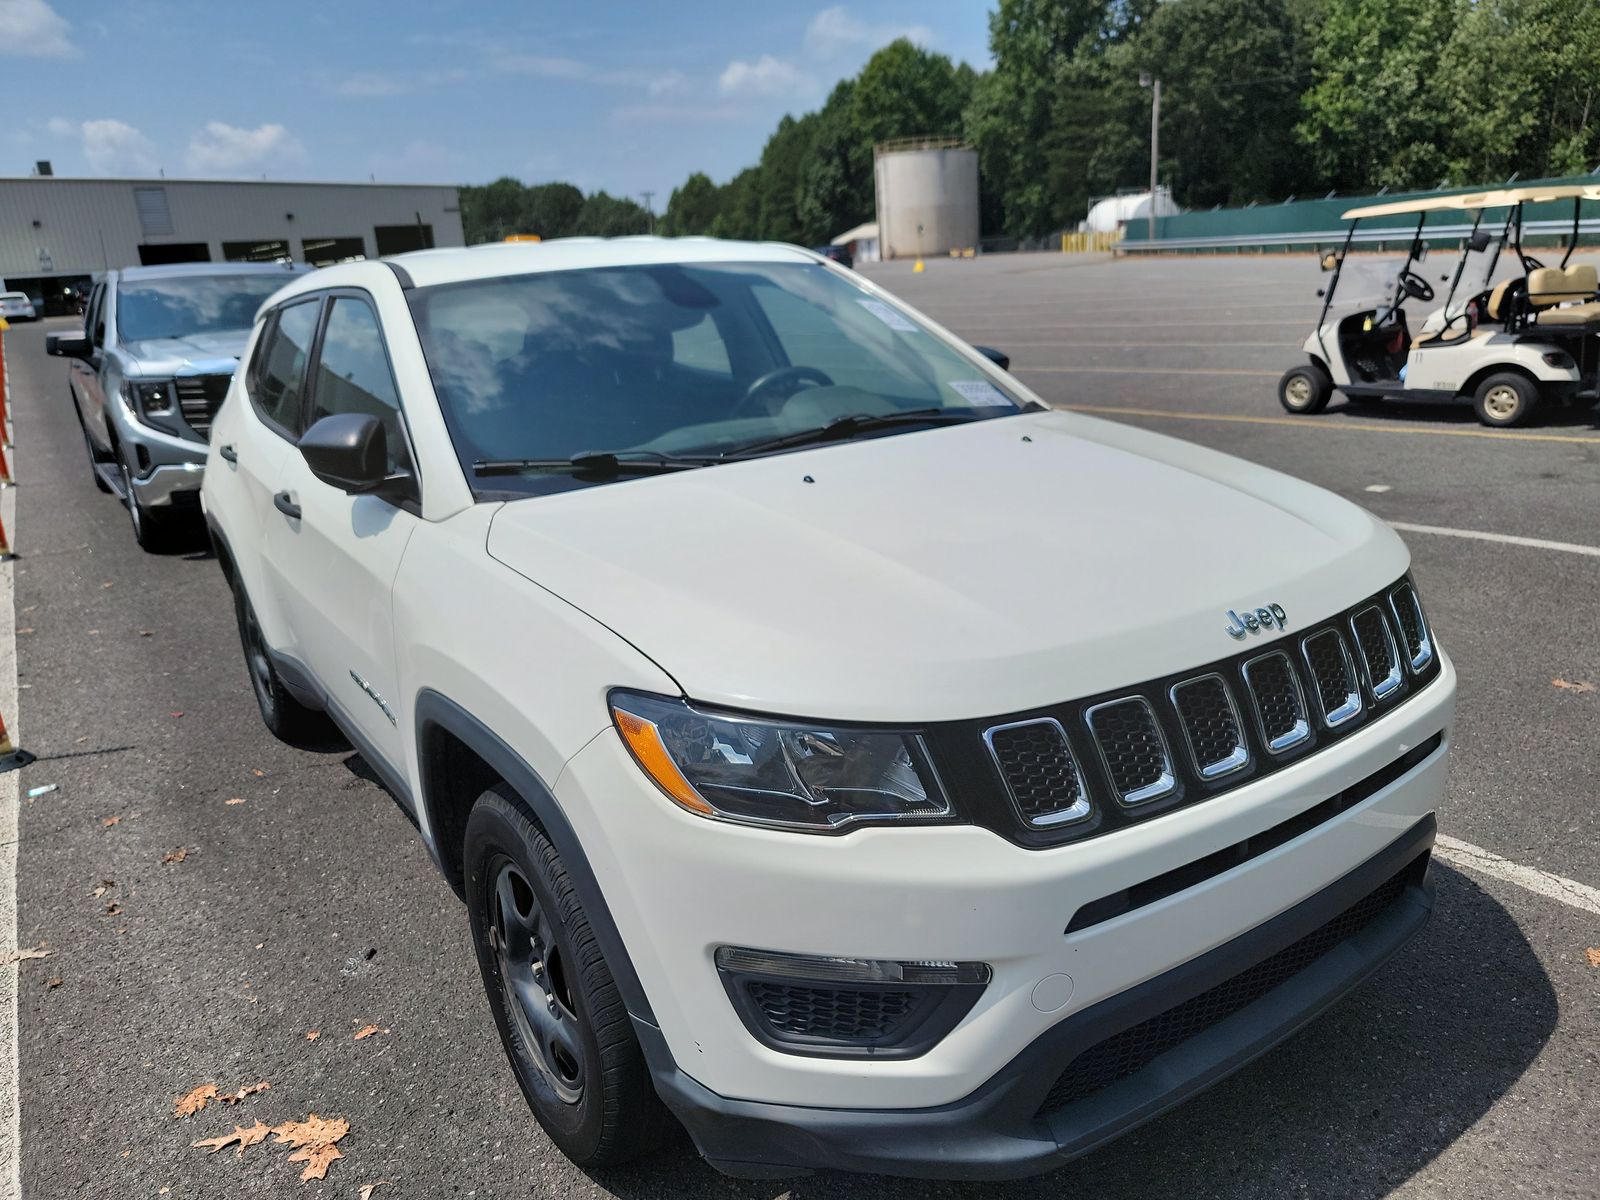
xmin=1342 ymin=183 xmax=1600 ymax=221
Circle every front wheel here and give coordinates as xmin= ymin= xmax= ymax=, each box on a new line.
xmin=1473 ymin=372 xmax=1538 ymax=427
xmin=231 ymin=583 xmax=328 ymax=743
xmin=120 ymin=456 xmax=172 ymax=551
xmin=1278 ymin=363 xmax=1332 ymax=414
xmin=464 ymin=786 xmax=671 ymax=1168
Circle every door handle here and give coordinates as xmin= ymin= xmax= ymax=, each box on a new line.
xmin=218 ymin=444 xmax=238 ymax=463
xmin=273 ymin=491 xmax=302 ymax=520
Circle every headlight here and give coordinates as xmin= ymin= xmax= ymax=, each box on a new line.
xmin=123 ymin=379 xmax=183 ymax=435
xmin=609 ymin=691 xmax=953 ymax=832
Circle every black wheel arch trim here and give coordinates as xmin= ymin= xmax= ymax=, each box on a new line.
xmin=412 ymin=688 xmax=661 ymax=1030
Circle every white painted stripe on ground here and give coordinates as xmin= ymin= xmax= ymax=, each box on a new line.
xmin=1435 ymin=835 xmax=1600 ymax=916
xmin=1388 ymin=522 xmax=1600 ymax=559
xmin=0 ymin=352 xmax=19 ymax=1200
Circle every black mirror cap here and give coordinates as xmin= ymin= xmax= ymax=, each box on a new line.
xmin=1467 ymin=230 xmax=1492 ymax=253
xmin=299 ymin=413 xmax=387 ymax=494
xmin=45 ymin=331 xmax=91 ymax=358
xmin=973 ymin=345 xmax=1011 ymax=372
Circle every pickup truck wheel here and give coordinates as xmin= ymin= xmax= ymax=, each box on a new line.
xmin=231 ymin=585 xmax=326 ymax=743
xmin=119 ymin=457 xmax=171 ymax=552
xmin=465 ymin=787 xmax=670 ymax=1167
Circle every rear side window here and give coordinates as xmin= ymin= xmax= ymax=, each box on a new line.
xmin=250 ymin=299 xmax=320 ymax=436
xmin=310 ymin=296 xmax=412 ymax=473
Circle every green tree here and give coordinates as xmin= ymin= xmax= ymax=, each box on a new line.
xmin=521 ymin=182 xmax=586 ymax=239
xmin=575 ymin=191 xmax=652 ymax=236
xmin=1298 ymin=0 xmax=1461 ymax=191
xmin=660 ymin=172 xmax=723 ymax=235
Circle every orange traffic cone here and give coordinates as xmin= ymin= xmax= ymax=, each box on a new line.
xmin=0 ymin=708 xmax=32 ymax=773
xmin=0 ymin=440 xmax=11 ymax=486
xmin=0 ymin=508 xmax=10 ymax=558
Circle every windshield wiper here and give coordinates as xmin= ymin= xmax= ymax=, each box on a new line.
xmin=473 ymin=450 xmax=711 ymax=478
xmin=726 ymin=408 xmax=981 ymax=458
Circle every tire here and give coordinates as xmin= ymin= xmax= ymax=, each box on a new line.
xmin=464 ymin=786 xmax=671 ymax=1169
xmin=1473 ymin=372 xmax=1538 ymax=427
xmin=230 ymin=583 xmax=327 ymax=743
xmin=119 ymin=455 xmax=172 ymax=551
xmin=1278 ymin=363 xmax=1332 ymax=414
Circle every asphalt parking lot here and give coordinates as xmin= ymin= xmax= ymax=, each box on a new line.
xmin=2 ymin=250 xmax=1598 ymax=1199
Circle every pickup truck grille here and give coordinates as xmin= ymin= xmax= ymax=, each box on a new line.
xmin=943 ymin=577 xmax=1440 ymax=846
xmin=174 ymin=374 xmax=232 ymax=441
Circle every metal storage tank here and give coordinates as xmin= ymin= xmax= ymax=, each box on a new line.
xmin=873 ymin=138 xmax=979 ymax=260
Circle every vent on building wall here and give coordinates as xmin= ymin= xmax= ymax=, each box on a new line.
xmin=134 ymin=186 xmax=174 ymax=237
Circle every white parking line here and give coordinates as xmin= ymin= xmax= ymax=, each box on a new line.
xmin=1388 ymin=522 xmax=1600 ymax=559
xmin=0 ymin=425 xmax=19 ymax=1199
xmin=1435 ymin=836 xmax=1600 ymax=916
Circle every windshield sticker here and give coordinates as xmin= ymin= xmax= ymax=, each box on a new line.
xmin=947 ymin=379 xmax=1012 ymax=407
xmin=856 ymin=299 xmax=920 ymax=332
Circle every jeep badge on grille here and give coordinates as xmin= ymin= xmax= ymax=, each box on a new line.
xmin=1225 ymin=604 xmax=1287 ymax=639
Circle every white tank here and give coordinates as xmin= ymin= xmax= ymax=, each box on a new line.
xmin=873 ymin=139 xmax=980 ymax=260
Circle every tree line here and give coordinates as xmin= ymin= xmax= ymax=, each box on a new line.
xmin=461 ymin=0 xmax=1600 ymax=247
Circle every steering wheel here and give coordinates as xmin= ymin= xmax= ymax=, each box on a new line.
xmin=1399 ymin=271 xmax=1435 ymax=302
xmin=732 ymin=365 xmax=834 ymax=418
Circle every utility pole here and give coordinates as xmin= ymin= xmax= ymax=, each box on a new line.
xmin=639 ymin=191 xmax=656 ymax=234
xmin=1143 ymin=75 xmax=1162 ymax=246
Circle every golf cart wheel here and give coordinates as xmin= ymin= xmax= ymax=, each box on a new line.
xmin=1278 ymin=363 xmax=1332 ymax=414
xmin=1473 ymin=372 xmax=1537 ymax=427
xmin=464 ymin=786 xmax=672 ymax=1168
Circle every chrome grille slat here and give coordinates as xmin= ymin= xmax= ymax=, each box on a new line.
xmin=1388 ymin=583 xmax=1433 ymax=673
xmin=1170 ymin=675 xmax=1249 ymax=779
xmin=1350 ymin=606 xmax=1403 ymax=700
xmin=1242 ymin=651 xmax=1311 ymax=753
xmin=1302 ymin=628 xmax=1363 ymax=727
xmin=173 ymin=373 xmax=232 ymax=440
xmin=1086 ymin=697 xmax=1175 ymax=806
xmin=984 ymin=719 xmax=1091 ymax=827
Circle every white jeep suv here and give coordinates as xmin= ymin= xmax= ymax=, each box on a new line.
xmin=201 ymin=239 xmax=1455 ymax=1181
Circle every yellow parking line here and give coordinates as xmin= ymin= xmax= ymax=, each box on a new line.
xmin=1058 ymin=403 xmax=1600 ymax=445
xmin=1022 ymin=366 xmax=1281 ymax=378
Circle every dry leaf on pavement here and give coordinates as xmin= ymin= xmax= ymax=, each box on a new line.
xmin=352 ymin=1025 xmax=388 ymax=1041
xmin=217 ymin=1081 xmax=270 ymax=1105
xmin=102 ymin=901 xmax=123 ymax=917
xmin=1586 ymin=947 xmax=1600 ymax=967
xmin=359 ymin=1183 xmax=391 ymax=1199
xmin=225 ymin=797 xmax=246 ymax=805
xmin=1551 ymin=678 xmax=1597 ymax=694
xmin=272 ymin=1114 xmax=350 ymax=1182
xmin=100 ymin=816 xmax=121 ymax=827
xmin=89 ymin=880 xmax=115 ymax=898
xmin=0 ymin=945 xmax=50 ymax=966
xmin=175 ymin=1084 xmax=219 ymax=1118
xmin=161 ymin=848 xmax=189 ymax=865
xmin=45 ymin=977 xmax=62 ymax=989
xmin=192 ymin=1120 xmax=272 ymax=1157
xmin=304 ymin=1030 xmax=320 ymax=1042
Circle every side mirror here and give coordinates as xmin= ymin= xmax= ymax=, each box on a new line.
xmin=46 ymin=331 xmax=91 ymax=358
xmin=299 ymin=413 xmax=387 ymax=494
xmin=1466 ymin=230 xmax=1492 ymax=253
xmin=973 ymin=345 xmax=1011 ymax=372
xmin=1320 ymin=252 xmax=1340 ymax=272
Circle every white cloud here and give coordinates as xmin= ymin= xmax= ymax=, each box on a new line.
xmin=0 ymin=0 xmax=78 ymax=59
xmin=46 ymin=118 xmax=158 ymax=174
xmin=804 ymin=6 xmax=932 ymax=56
xmin=336 ymin=72 xmax=409 ymax=97
xmin=718 ymin=55 xmax=813 ymax=99
xmin=185 ymin=121 xmax=304 ymax=174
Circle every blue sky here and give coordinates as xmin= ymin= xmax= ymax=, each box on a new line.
xmin=1 ymin=0 xmax=992 ymax=205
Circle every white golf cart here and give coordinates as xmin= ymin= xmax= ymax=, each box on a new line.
xmin=1278 ymin=184 xmax=1600 ymax=427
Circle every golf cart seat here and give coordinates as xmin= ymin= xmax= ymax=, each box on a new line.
xmin=1528 ymin=263 xmax=1600 ymax=328
xmin=1487 ymin=279 xmax=1517 ymax=320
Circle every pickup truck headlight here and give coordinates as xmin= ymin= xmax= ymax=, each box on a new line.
xmin=123 ymin=379 xmax=184 ymax=436
xmin=609 ymin=692 xmax=952 ymax=832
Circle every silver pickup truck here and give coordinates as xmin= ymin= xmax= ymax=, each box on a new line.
xmin=47 ymin=261 xmax=307 ymax=550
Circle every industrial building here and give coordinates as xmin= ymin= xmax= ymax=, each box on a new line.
xmin=871 ymin=137 xmax=979 ymax=260
xmin=0 ymin=174 xmax=463 ymax=314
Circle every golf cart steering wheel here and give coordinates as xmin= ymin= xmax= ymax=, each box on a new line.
xmin=733 ymin=365 xmax=834 ymax=418
xmin=1399 ymin=271 xmax=1435 ymax=302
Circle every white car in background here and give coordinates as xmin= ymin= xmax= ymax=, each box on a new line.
xmin=201 ymin=238 xmax=1456 ymax=1180
xmin=0 ymin=291 xmax=36 ymax=322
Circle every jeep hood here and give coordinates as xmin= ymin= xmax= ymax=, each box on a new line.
xmin=486 ymin=411 xmax=1409 ymax=722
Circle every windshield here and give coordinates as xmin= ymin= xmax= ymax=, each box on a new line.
xmin=116 ymin=274 xmax=292 ymax=343
xmin=1324 ymin=255 xmax=1409 ymax=316
xmin=409 ymin=261 xmax=1026 ymax=495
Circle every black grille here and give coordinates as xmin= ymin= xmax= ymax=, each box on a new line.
xmin=1087 ymin=698 xmax=1172 ymax=804
xmin=987 ymin=720 xmax=1088 ymax=826
xmin=174 ymin=373 xmax=232 ymax=440
xmin=1040 ymin=864 xmax=1415 ymax=1114
xmin=745 ymin=982 xmax=917 ymax=1042
xmin=1388 ymin=584 xmax=1431 ymax=671
xmin=1171 ymin=676 xmax=1247 ymax=778
xmin=1303 ymin=629 xmax=1361 ymax=726
xmin=1351 ymin=607 xmax=1401 ymax=699
xmin=1242 ymin=651 xmax=1309 ymax=752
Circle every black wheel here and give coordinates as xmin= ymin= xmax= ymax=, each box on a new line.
xmin=1278 ymin=363 xmax=1332 ymax=414
xmin=465 ymin=786 xmax=671 ymax=1168
xmin=119 ymin=455 xmax=172 ymax=551
xmin=1473 ymin=372 xmax=1538 ymax=427
xmin=231 ymin=583 xmax=327 ymax=743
